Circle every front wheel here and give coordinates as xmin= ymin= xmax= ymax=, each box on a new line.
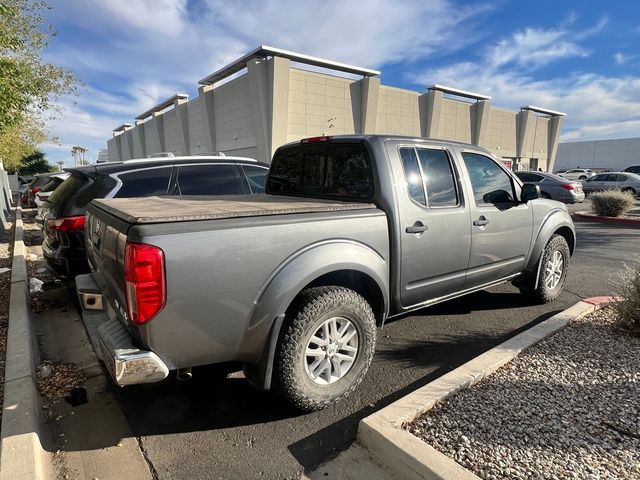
xmin=518 ymin=235 xmax=570 ymax=304
xmin=274 ymin=286 xmax=376 ymax=412
xmin=579 ymin=175 xmax=587 ymax=180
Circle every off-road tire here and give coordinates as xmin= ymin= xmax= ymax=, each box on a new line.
xmin=518 ymin=234 xmax=570 ymax=304
xmin=274 ymin=286 xmax=376 ymax=412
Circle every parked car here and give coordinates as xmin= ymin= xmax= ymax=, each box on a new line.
xmin=35 ymin=173 xmax=70 ymax=209
xmin=514 ymin=171 xmax=584 ymax=204
xmin=624 ymin=164 xmax=640 ymax=175
xmin=582 ymin=172 xmax=640 ymax=196
xmin=77 ymin=134 xmax=575 ymax=411
xmin=22 ymin=173 xmax=56 ymax=207
xmin=42 ymin=155 xmax=268 ymax=277
xmin=557 ymin=168 xmax=594 ymax=181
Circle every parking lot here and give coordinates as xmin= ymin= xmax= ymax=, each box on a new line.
xmin=28 ymin=208 xmax=640 ymax=480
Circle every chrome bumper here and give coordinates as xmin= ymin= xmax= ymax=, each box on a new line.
xmin=76 ymin=273 xmax=169 ymax=386
xmin=98 ymin=320 xmax=169 ymax=386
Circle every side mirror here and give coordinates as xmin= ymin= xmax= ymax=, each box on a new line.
xmin=521 ymin=183 xmax=540 ymax=202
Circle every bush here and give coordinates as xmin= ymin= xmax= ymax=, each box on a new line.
xmin=590 ymin=190 xmax=635 ymax=217
xmin=612 ymin=257 xmax=640 ymax=334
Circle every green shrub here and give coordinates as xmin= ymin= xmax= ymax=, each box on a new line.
xmin=612 ymin=257 xmax=640 ymax=334
xmin=590 ymin=190 xmax=635 ymax=217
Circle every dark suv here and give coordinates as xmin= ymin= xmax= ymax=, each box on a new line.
xmin=41 ymin=155 xmax=268 ymax=277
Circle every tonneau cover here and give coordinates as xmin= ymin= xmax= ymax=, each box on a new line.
xmin=91 ymin=194 xmax=377 ymax=224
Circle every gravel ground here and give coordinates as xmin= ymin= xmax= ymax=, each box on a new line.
xmin=407 ymin=307 xmax=640 ymax=480
xmin=0 ymin=214 xmax=15 ymax=424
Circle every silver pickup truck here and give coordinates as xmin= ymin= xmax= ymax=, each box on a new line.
xmin=77 ymin=134 xmax=575 ymax=411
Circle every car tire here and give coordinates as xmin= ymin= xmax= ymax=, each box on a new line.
xmin=540 ymin=192 xmax=551 ymax=199
xmin=579 ymin=175 xmax=587 ymax=180
xmin=518 ymin=234 xmax=570 ymax=304
xmin=274 ymin=286 xmax=376 ymax=412
xmin=622 ymin=187 xmax=636 ymax=196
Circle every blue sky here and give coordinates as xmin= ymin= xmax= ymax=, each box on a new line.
xmin=43 ymin=0 xmax=640 ymax=166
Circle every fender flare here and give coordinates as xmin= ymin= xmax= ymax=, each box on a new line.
xmin=523 ymin=208 xmax=576 ymax=288
xmin=243 ymin=239 xmax=389 ymax=390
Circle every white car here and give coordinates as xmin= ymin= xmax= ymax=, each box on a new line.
xmin=558 ymin=168 xmax=595 ymax=181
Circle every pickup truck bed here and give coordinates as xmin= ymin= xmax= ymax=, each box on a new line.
xmin=92 ymin=195 xmax=376 ymax=224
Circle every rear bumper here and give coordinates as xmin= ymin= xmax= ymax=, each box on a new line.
xmin=76 ymin=273 xmax=169 ymax=386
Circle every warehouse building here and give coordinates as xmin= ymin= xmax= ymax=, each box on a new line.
xmin=556 ymin=137 xmax=640 ymax=172
xmin=107 ymin=45 xmax=566 ymax=171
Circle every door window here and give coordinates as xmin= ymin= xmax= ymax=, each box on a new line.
xmin=399 ymin=147 xmax=426 ymax=205
xmin=176 ymin=164 xmax=242 ymax=195
xmin=115 ymin=167 xmax=172 ymax=198
xmin=462 ymin=153 xmax=515 ymax=205
xmin=416 ymin=149 xmax=458 ymax=207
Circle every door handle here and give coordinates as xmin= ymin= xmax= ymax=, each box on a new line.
xmin=406 ymin=222 xmax=428 ymax=234
xmin=473 ymin=216 xmax=489 ymax=227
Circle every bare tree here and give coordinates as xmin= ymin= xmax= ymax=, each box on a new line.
xmin=71 ymin=146 xmax=88 ymax=166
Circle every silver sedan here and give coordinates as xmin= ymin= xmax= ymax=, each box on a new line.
xmin=582 ymin=172 xmax=640 ymax=196
xmin=515 ymin=171 xmax=585 ymax=204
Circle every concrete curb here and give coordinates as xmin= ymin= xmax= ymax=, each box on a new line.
xmin=1 ymin=207 xmax=50 ymax=480
xmin=573 ymin=211 xmax=640 ymax=227
xmin=357 ymin=298 xmax=614 ymax=480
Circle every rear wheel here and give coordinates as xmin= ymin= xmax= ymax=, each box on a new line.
xmin=579 ymin=175 xmax=587 ymax=180
xmin=622 ymin=187 xmax=636 ymax=196
xmin=518 ymin=235 xmax=570 ymax=304
xmin=274 ymin=286 xmax=376 ymax=412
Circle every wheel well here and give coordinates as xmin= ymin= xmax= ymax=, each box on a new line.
xmin=554 ymin=226 xmax=575 ymax=255
xmin=291 ymin=270 xmax=386 ymax=325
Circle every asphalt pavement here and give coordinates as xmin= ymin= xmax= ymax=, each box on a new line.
xmin=88 ymin=216 xmax=637 ymax=480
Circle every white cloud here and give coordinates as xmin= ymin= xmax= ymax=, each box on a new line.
xmin=413 ymin=19 xmax=640 ymax=142
xmin=613 ymin=52 xmax=635 ymax=65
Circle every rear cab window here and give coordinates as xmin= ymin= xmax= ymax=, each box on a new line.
xmin=267 ymin=142 xmax=374 ymax=200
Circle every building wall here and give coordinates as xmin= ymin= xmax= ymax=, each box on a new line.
xmin=375 ymin=86 xmax=421 ymax=137
xmin=287 ymin=69 xmax=360 ymax=142
xmin=108 ymin=56 xmax=564 ymax=170
xmin=556 ymin=137 xmax=640 ymax=171
xmin=437 ymin=98 xmax=472 ymax=143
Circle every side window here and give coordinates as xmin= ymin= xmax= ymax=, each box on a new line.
xmin=615 ymin=174 xmax=628 ymax=182
xmin=115 ymin=167 xmax=172 ymax=198
xmin=416 ymin=149 xmax=458 ymax=207
xmin=399 ymin=147 xmax=426 ymax=205
xmin=517 ymin=173 xmax=534 ymax=182
xmin=242 ymin=166 xmax=268 ymax=194
xmin=462 ymin=153 xmax=515 ymax=205
xmin=177 ymin=164 xmax=241 ymax=195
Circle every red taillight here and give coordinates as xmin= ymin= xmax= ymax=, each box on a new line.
xmin=561 ymin=184 xmax=577 ymax=191
xmin=31 ymin=187 xmax=41 ymax=194
xmin=124 ymin=242 xmax=166 ymax=325
xmin=47 ymin=215 xmax=85 ymax=232
xmin=300 ymin=135 xmax=332 ymax=144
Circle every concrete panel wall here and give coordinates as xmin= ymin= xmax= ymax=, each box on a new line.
xmin=437 ymin=98 xmax=472 ymax=143
xmin=186 ymin=96 xmax=207 ymax=154
xmin=531 ymin=117 xmax=549 ymax=159
xmin=144 ymin=120 xmax=160 ymax=154
xmin=556 ymin=137 xmax=640 ymax=171
xmin=287 ymin=69 xmax=360 ymax=142
xmin=485 ymin=108 xmax=517 ymax=158
xmin=162 ymin=110 xmax=181 ymax=154
xmin=214 ymin=75 xmax=256 ymax=152
xmin=375 ymin=86 xmax=420 ymax=136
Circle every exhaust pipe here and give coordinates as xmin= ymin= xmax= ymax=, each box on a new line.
xmin=176 ymin=368 xmax=193 ymax=382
